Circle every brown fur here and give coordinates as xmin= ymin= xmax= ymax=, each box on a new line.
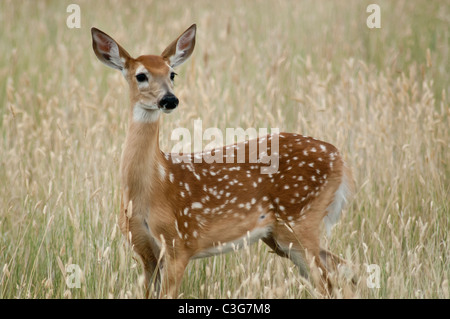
xmin=91 ymin=24 xmax=354 ymax=298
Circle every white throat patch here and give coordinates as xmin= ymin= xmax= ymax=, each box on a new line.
xmin=133 ymin=103 xmax=160 ymax=123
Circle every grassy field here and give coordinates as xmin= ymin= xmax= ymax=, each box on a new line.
xmin=0 ymin=0 xmax=448 ymax=298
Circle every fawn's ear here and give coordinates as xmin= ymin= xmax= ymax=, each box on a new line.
xmin=91 ymin=27 xmax=132 ymax=71
xmin=161 ymin=24 xmax=196 ymax=68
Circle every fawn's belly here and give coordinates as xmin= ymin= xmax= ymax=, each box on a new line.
xmin=192 ymin=225 xmax=272 ymax=259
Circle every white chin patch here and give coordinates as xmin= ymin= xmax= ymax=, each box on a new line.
xmin=133 ymin=103 xmax=160 ymax=123
xmin=161 ymin=108 xmax=176 ymax=114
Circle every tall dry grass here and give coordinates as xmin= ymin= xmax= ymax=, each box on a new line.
xmin=0 ymin=0 xmax=448 ymax=298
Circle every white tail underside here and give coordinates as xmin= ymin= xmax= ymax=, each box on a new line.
xmin=323 ymin=164 xmax=352 ymax=235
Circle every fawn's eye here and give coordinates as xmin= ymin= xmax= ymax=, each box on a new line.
xmin=136 ymin=73 xmax=148 ymax=82
xmin=170 ymin=72 xmax=176 ymax=81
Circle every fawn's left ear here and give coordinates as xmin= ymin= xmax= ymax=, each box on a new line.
xmin=91 ymin=27 xmax=132 ymax=71
xmin=161 ymin=24 xmax=196 ymax=68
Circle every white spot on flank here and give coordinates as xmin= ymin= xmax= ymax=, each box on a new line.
xmin=169 ymin=173 xmax=174 ymax=183
xmin=158 ymin=164 xmax=166 ymax=180
xmin=192 ymin=202 xmax=203 ymax=209
xmin=174 ymin=221 xmax=182 ymax=239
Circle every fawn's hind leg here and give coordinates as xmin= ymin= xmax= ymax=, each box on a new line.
xmin=269 ymin=202 xmax=336 ymax=297
xmin=273 ymin=235 xmax=332 ymax=296
xmin=320 ymin=249 xmax=345 ymax=272
xmin=262 ymin=236 xmax=310 ymax=278
xmin=320 ymin=249 xmax=356 ymax=287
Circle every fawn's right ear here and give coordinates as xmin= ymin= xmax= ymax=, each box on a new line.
xmin=161 ymin=24 xmax=196 ymax=68
xmin=91 ymin=27 xmax=132 ymax=71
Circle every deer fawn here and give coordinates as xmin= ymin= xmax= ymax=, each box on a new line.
xmin=91 ymin=24 xmax=354 ymax=298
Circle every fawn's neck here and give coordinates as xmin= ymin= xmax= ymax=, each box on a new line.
xmin=121 ymin=111 xmax=166 ymax=209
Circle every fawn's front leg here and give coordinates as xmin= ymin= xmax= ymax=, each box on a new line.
xmin=159 ymin=252 xmax=190 ymax=298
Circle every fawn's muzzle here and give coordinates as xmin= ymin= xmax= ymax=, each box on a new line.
xmin=159 ymin=93 xmax=179 ymax=111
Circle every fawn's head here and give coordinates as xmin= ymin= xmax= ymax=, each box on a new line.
xmin=91 ymin=25 xmax=196 ymax=121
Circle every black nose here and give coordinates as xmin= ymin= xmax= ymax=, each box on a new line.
xmin=159 ymin=94 xmax=179 ymax=110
